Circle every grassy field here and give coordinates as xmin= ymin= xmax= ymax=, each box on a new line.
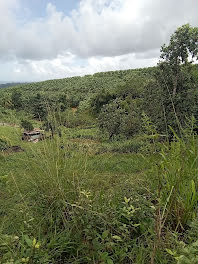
xmin=0 ymin=125 xmax=198 ymax=263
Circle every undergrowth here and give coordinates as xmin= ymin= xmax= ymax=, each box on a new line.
xmin=0 ymin=122 xmax=197 ymax=263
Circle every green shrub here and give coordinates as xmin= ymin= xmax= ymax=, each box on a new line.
xmin=167 ymin=241 xmax=198 ymax=264
xmin=98 ymin=100 xmax=128 ymax=140
xmin=62 ymin=110 xmax=95 ymax=128
xmin=153 ymin=135 xmax=198 ymax=230
xmin=21 ymin=119 xmax=34 ymax=131
xmin=98 ymin=138 xmax=144 ymax=154
xmin=0 ymin=137 xmax=10 ymax=151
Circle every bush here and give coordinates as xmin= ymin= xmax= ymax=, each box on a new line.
xmin=21 ymin=119 xmax=34 ymax=131
xmin=63 ymin=110 xmax=95 ymax=128
xmin=98 ymin=100 xmax=128 ymax=140
xmin=0 ymin=137 xmax=10 ymax=151
xmin=98 ymin=139 xmax=144 ymax=154
xmin=148 ymin=130 xmax=198 ymax=258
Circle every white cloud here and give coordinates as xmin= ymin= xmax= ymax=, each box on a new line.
xmin=0 ymin=0 xmax=197 ymax=81
xmin=1 ymin=52 xmax=158 ymax=82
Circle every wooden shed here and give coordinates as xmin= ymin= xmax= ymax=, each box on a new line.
xmin=22 ymin=130 xmax=44 ymax=142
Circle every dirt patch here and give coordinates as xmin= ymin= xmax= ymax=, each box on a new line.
xmin=0 ymin=123 xmax=19 ymax=127
xmin=3 ymin=146 xmax=24 ymax=154
xmin=71 ymin=108 xmax=78 ymax=113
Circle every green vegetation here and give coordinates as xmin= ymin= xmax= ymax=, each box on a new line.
xmin=21 ymin=120 xmax=34 ymax=132
xmin=0 ymin=24 xmax=198 ymax=263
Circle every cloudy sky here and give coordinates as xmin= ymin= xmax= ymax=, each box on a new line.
xmin=0 ymin=0 xmax=197 ymax=82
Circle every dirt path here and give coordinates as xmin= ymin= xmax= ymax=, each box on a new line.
xmin=0 ymin=122 xmax=19 ymax=127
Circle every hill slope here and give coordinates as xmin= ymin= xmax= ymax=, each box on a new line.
xmin=0 ymin=82 xmax=24 ymax=89
xmin=0 ymin=67 xmax=155 ymax=98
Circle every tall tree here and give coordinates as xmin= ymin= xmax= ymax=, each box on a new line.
xmin=30 ymin=93 xmax=47 ymax=120
xmin=160 ymin=24 xmax=198 ymax=97
xmin=144 ymin=24 xmax=198 ymax=135
xmin=11 ymin=91 xmax=23 ymax=110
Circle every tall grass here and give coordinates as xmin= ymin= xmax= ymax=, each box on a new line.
xmin=1 ymin=128 xmax=153 ymax=263
xmin=148 ymin=129 xmax=198 ymax=263
xmin=0 ymin=114 xmax=197 ymax=263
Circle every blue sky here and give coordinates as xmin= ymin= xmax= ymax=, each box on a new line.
xmin=0 ymin=0 xmax=197 ymax=82
xmin=20 ymin=0 xmax=79 ymax=18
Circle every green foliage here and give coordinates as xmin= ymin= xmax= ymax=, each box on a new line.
xmin=30 ymin=93 xmax=47 ymax=120
xmin=78 ymin=95 xmax=94 ymax=112
xmin=0 ymin=234 xmax=48 ymax=264
xmin=150 ymin=131 xmax=198 ymax=231
xmin=91 ymin=89 xmax=116 ymax=113
xmin=0 ymin=128 xmax=152 ymax=263
xmin=98 ymin=138 xmax=144 ymax=154
xmin=57 ymin=93 xmax=68 ymax=111
xmin=167 ymin=241 xmax=198 ymax=264
xmin=59 ymin=109 xmax=95 ymax=128
xmin=0 ymin=137 xmax=10 ymax=151
xmin=21 ymin=119 xmax=34 ymax=131
xmin=0 ymin=67 xmax=154 ymax=126
xmin=98 ymin=100 xmax=128 ymax=139
xmin=160 ymin=24 xmax=198 ymax=68
xmin=143 ymin=24 xmax=198 ymax=135
xmin=0 ymin=116 xmax=198 ymax=263
xmin=65 ymin=127 xmax=99 ymax=141
xmin=11 ymin=91 xmax=23 ymax=110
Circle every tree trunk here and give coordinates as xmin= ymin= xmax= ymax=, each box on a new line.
xmin=172 ymin=74 xmax=178 ymax=97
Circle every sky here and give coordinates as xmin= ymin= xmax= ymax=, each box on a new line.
xmin=0 ymin=0 xmax=197 ymax=82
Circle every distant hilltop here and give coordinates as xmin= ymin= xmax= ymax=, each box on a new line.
xmin=0 ymin=82 xmax=26 ymax=88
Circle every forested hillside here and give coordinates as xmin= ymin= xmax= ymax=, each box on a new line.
xmin=0 ymin=66 xmax=154 ymax=109
xmin=0 ymin=83 xmax=23 ymax=89
xmin=0 ymin=62 xmax=197 ymax=138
